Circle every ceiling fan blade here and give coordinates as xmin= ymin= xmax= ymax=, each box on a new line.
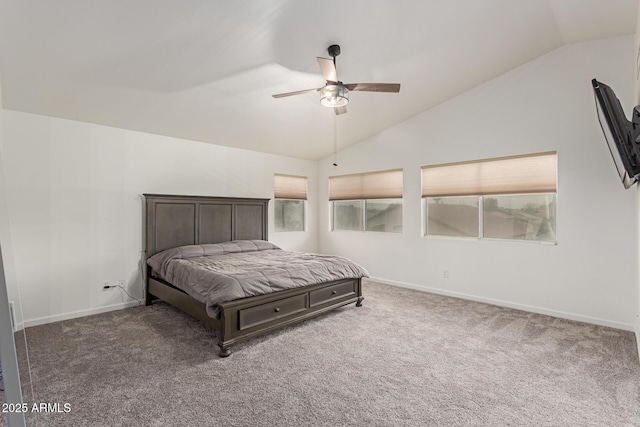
xmin=344 ymin=83 xmax=400 ymax=93
xmin=334 ymin=105 xmax=347 ymax=115
xmin=317 ymin=57 xmax=338 ymax=82
xmin=272 ymin=88 xmax=321 ymax=98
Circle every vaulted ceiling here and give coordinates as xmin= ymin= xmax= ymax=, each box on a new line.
xmin=0 ymin=1 xmax=637 ymax=159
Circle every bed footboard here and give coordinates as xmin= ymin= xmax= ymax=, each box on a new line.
xmin=217 ymin=278 xmax=363 ymax=357
xmin=147 ymin=277 xmax=363 ymax=357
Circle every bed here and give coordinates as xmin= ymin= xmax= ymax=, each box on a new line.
xmin=144 ymin=194 xmax=366 ymax=357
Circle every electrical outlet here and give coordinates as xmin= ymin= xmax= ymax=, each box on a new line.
xmin=118 ymin=279 xmax=125 ymax=288
xmin=442 ymin=270 xmax=449 ymax=279
xmin=102 ymin=280 xmax=113 ymax=291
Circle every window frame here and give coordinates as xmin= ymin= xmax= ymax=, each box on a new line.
xmin=364 ymin=199 xmax=403 ymax=233
xmin=480 ymin=193 xmax=557 ymax=243
xmin=331 ymin=198 xmax=403 ymax=233
xmin=421 ymin=152 xmax=558 ymax=244
xmin=423 ymin=195 xmax=481 ymax=239
xmin=274 ymin=198 xmax=306 ymax=233
xmin=329 ymin=169 xmax=404 ymax=234
xmin=331 ymin=199 xmax=364 ymax=232
xmin=423 ymin=193 xmax=557 ymax=244
xmin=274 ymin=174 xmax=307 ymax=233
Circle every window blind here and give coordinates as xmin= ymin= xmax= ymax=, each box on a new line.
xmin=329 ymin=169 xmax=403 ymax=201
xmin=274 ymin=174 xmax=307 ymax=200
xmin=421 ymin=152 xmax=557 ymax=197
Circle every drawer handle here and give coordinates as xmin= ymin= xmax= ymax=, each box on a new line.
xmin=332 ymin=290 xmax=337 ymax=295
xmin=274 ymin=307 xmax=280 ymax=313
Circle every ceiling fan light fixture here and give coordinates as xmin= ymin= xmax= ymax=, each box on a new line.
xmin=320 ymin=84 xmax=349 ymax=107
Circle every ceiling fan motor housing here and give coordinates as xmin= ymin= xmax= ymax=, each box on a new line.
xmin=320 ymin=84 xmax=349 ymax=107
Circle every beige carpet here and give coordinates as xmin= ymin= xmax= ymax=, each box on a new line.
xmin=7 ymin=280 xmax=640 ymax=426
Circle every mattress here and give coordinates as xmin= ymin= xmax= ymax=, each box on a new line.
xmin=147 ymin=240 xmax=369 ymax=317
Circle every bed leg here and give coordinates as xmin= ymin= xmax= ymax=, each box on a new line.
xmin=356 ymin=296 xmax=364 ymax=307
xmin=219 ymin=343 xmax=232 ymax=358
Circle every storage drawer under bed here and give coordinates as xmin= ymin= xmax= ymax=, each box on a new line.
xmin=238 ymin=294 xmax=308 ymax=330
xmin=309 ymin=280 xmax=356 ymax=307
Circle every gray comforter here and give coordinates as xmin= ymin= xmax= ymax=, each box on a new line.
xmin=147 ymin=240 xmax=369 ymax=317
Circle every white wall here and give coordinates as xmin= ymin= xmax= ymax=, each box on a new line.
xmin=1 ymin=111 xmax=319 ymax=326
xmin=0 ymin=77 xmax=22 ymax=328
xmin=319 ymin=36 xmax=638 ymax=330
xmin=0 ymin=71 xmax=28 ymax=427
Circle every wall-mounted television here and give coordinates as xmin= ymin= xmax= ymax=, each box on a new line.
xmin=591 ymin=78 xmax=640 ymax=189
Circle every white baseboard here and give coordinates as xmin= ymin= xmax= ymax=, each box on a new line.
xmin=369 ymin=276 xmax=634 ymax=332
xmin=22 ymin=301 xmax=141 ymax=329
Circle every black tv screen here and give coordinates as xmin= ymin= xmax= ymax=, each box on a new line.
xmin=591 ymin=78 xmax=640 ymax=189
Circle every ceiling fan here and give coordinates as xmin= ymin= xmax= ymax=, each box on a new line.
xmin=272 ymin=44 xmax=400 ymax=115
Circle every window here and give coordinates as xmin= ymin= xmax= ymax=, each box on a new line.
xmin=330 ymin=169 xmax=403 ymax=233
xmin=274 ymin=174 xmax=307 ymax=232
xmin=483 ymin=194 xmax=556 ymax=241
xmin=333 ymin=200 xmax=363 ymax=231
xmin=365 ymin=199 xmax=403 ymax=232
xmin=426 ymin=197 xmax=479 ymax=237
xmin=422 ymin=152 xmax=557 ymax=242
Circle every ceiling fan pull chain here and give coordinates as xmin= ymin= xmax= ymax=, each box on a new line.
xmin=333 ymin=114 xmax=338 ymax=167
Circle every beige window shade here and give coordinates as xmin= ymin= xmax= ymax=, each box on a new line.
xmin=329 ymin=169 xmax=403 ymax=201
xmin=274 ymin=174 xmax=307 ymax=200
xmin=422 ymin=152 xmax=557 ymax=197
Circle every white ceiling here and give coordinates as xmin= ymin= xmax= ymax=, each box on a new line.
xmin=0 ymin=0 xmax=637 ymax=160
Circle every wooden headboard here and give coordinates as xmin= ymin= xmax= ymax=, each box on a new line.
xmin=144 ymin=194 xmax=270 ymax=258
